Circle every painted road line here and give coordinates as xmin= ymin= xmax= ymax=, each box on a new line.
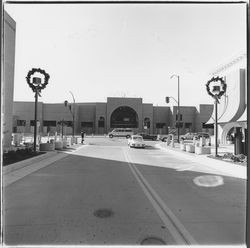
xmin=123 ymin=148 xmax=198 ymax=245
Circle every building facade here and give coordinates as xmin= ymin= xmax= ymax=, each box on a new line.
xmin=206 ymin=52 xmax=247 ymax=154
xmin=13 ymin=97 xmax=213 ymax=136
xmin=2 ymin=11 xmax=16 ymax=150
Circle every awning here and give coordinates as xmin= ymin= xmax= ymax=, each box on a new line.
xmin=237 ymin=108 xmax=247 ymax=122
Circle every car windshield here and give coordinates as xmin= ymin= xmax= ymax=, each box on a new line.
xmin=133 ymin=137 xmax=142 ymax=141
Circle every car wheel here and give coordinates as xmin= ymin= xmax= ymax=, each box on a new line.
xmin=109 ymin=134 xmax=113 ymax=138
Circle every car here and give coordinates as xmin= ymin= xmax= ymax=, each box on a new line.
xmin=108 ymin=128 xmax=134 ymax=138
xmin=128 ymin=135 xmax=146 ymax=148
xmin=161 ymin=135 xmax=178 ymax=142
xmin=197 ymin=132 xmax=210 ymax=139
xmin=136 ymin=133 xmax=157 ymax=141
xmin=181 ymin=132 xmax=198 ymax=140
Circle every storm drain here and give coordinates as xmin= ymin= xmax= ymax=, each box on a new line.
xmin=93 ymin=208 xmax=114 ymax=218
xmin=140 ymin=237 xmax=166 ymax=245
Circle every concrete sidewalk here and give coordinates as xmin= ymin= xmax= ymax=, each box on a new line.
xmin=3 ymin=144 xmax=85 ymax=187
xmin=156 ymin=143 xmax=247 ymax=180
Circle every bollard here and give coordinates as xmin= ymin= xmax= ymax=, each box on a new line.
xmin=200 ymin=137 xmax=206 ymax=147
xmin=166 ymin=136 xmax=170 ymax=146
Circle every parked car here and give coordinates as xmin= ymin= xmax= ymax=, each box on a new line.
xmin=128 ymin=135 xmax=146 ymax=148
xmin=197 ymin=132 xmax=210 ymax=139
xmin=108 ymin=128 xmax=134 ymax=138
xmin=136 ymin=133 xmax=157 ymax=141
xmin=161 ymin=135 xmax=178 ymax=142
xmin=181 ymin=132 xmax=198 ymax=140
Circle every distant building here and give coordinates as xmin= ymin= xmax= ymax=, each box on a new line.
xmin=2 ymin=12 xmax=16 ymax=150
xmin=207 ymin=52 xmax=247 ymax=154
xmin=12 ymin=97 xmax=213 ymax=136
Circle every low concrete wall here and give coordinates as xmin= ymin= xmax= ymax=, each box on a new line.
xmin=55 ymin=141 xmax=63 ymax=150
xmin=195 ymin=146 xmax=211 ymax=155
xmin=186 ymin=144 xmax=195 ymax=153
xmin=39 ymin=143 xmax=55 ymax=151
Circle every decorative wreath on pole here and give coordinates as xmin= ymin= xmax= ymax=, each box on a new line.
xmin=26 ymin=68 xmax=50 ymax=93
xmin=206 ymin=76 xmax=227 ymax=99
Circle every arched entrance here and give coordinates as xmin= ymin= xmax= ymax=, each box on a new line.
xmin=110 ymin=106 xmax=138 ymax=128
xmin=221 ymin=122 xmax=243 ymax=144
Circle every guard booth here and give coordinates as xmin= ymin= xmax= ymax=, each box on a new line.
xmin=234 ymin=127 xmax=247 ymax=155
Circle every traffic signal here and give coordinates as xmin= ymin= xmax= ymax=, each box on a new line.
xmin=166 ymin=97 xmax=170 ymax=103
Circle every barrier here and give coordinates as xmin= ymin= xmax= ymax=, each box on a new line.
xmin=180 ymin=143 xmax=186 ymax=151
xmin=186 ymin=144 xmax=195 ymax=153
xmin=55 ymin=141 xmax=63 ymax=150
xmin=195 ymin=146 xmax=211 ymax=155
xmin=39 ymin=143 xmax=55 ymax=151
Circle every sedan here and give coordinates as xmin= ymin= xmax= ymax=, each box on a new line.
xmin=128 ymin=135 xmax=146 ymax=148
xmin=136 ymin=133 xmax=158 ymax=141
xmin=197 ymin=132 xmax=210 ymax=139
xmin=181 ymin=132 xmax=198 ymax=140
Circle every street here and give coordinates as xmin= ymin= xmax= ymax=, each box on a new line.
xmin=3 ymin=137 xmax=246 ymax=245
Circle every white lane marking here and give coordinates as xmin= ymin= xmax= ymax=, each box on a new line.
xmin=123 ymin=148 xmax=198 ymax=245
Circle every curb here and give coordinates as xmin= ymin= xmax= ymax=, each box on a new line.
xmin=3 ymin=144 xmax=85 ymax=187
xmin=156 ymin=143 xmax=247 ymax=180
xmin=3 ymin=151 xmax=58 ymax=175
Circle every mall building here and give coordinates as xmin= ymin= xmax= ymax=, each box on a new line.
xmin=12 ymin=98 xmax=214 ymax=136
xmin=206 ymin=52 xmax=247 ymax=154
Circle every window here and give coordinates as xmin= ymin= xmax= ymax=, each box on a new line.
xmin=202 ymin=123 xmax=214 ymax=129
xmin=156 ymin=123 xmax=166 ymax=128
xmin=185 ymin=123 xmax=192 ymax=128
xmin=144 ymin=118 xmax=150 ymax=128
xmin=176 ymin=114 xmax=183 ymax=121
xmin=17 ymin=120 xmax=26 ymax=126
xmin=81 ymin=122 xmax=93 ymax=128
xmin=98 ymin=117 xmax=105 ymax=128
xmin=43 ymin=120 xmax=57 ymax=127
xmin=175 ymin=122 xmax=183 ymax=128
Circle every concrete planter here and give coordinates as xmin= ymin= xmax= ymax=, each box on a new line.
xmin=195 ymin=146 xmax=211 ymax=155
xmin=39 ymin=143 xmax=55 ymax=151
xmin=180 ymin=143 xmax=186 ymax=151
xmin=55 ymin=141 xmax=63 ymax=150
xmin=186 ymin=144 xmax=195 ymax=153
xmin=62 ymin=140 xmax=68 ymax=148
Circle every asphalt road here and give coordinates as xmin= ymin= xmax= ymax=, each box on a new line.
xmin=3 ymin=137 xmax=246 ymax=245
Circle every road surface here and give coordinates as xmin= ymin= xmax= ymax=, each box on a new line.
xmin=3 ymin=137 xmax=246 ymax=245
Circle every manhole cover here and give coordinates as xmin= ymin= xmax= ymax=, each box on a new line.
xmin=93 ymin=208 xmax=114 ymax=218
xmin=140 ymin=237 xmax=166 ymax=245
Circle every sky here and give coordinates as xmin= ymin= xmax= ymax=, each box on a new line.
xmin=4 ymin=2 xmax=247 ymax=107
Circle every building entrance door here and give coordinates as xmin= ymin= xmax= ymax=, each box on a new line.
xmin=110 ymin=106 xmax=138 ymax=128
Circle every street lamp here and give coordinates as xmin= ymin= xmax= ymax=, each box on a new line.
xmin=169 ymin=74 xmax=180 ymax=143
xmin=26 ymin=68 xmax=50 ymax=153
xmin=206 ymin=76 xmax=227 ymax=157
xmin=64 ymin=91 xmax=76 ymax=139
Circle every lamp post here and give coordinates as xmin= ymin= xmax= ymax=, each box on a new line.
xmin=170 ymin=74 xmax=180 ymax=143
xmin=206 ymin=76 xmax=227 ymax=157
xmin=64 ymin=91 xmax=76 ymax=139
xmin=26 ymin=68 xmax=50 ymax=153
